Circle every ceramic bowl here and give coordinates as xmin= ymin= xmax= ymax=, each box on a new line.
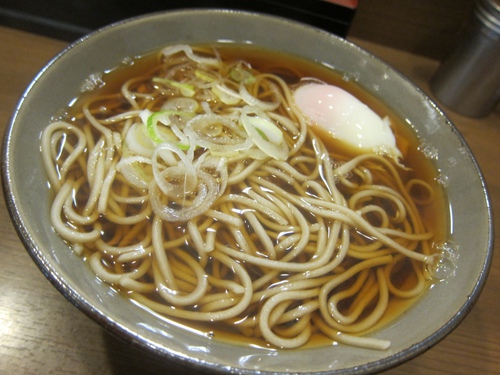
xmin=2 ymin=9 xmax=493 ymax=374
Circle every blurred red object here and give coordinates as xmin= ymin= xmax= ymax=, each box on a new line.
xmin=322 ymin=0 xmax=358 ymax=9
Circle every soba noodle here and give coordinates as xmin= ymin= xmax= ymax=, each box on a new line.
xmin=41 ymin=44 xmax=447 ymax=350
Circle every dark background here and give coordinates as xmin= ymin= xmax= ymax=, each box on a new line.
xmin=0 ymin=0 xmax=478 ymax=60
xmin=0 ymin=0 xmax=357 ymax=41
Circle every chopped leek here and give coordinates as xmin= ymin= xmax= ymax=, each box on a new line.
xmin=162 ymin=97 xmax=199 ymax=113
xmin=161 ymin=45 xmax=220 ymax=67
xmin=239 ymin=82 xmax=279 ymax=111
xmin=125 ymin=123 xmax=155 ymax=158
xmin=240 ymin=106 xmax=288 ymax=161
xmin=212 ymin=84 xmax=241 ymax=105
xmin=195 ymin=69 xmax=217 ymax=83
xmin=139 ymin=109 xmax=193 ymax=147
xmin=230 ymin=64 xmax=255 ymax=84
xmin=245 ymin=116 xmax=283 ymax=144
xmin=153 ymin=77 xmax=195 ymax=97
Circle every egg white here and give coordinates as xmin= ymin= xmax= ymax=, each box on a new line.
xmin=293 ymin=83 xmax=402 ymax=161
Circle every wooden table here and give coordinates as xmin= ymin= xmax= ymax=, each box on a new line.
xmin=1 ymin=25 xmax=499 ymax=375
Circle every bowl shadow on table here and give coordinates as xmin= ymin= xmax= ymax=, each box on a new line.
xmin=102 ymin=329 xmax=208 ymax=375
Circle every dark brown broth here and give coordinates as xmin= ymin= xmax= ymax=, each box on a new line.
xmin=68 ymin=44 xmax=447 ymax=349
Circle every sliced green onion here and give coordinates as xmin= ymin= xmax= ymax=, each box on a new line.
xmin=125 ymin=123 xmax=155 ymax=158
xmin=169 ymin=124 xmax=191 ymax=150
xmin=146 ymin=111 xmax=169 ymax=143
xmin=116 ymin=156 xmax=152 ymax=190
xmin=185 ymin=114 xmax=253 ymax=156
xmin=162 ymin=97 xmax=199 ymax=114
xmin=239 ymin=82 xmax=280 ymax=111
xmin=212 ymin=84 xmax=241 ymax=105
xmin=245 ymin=115 xmax=283 ymax=144
xmin=153 ymin=77 xmax=195 ymax=97
xmin=240 ymin=106 xmax=288 ymax=161
xmin=230 ymin=65 xmax=255 ymax=84
xmin=195 ymin=69 xmax=217 ymax=83
xmin=161 ymin=45 xmax=220 ymax=67
xmin=140 ymin=109 xmax=194 ymax=145
xmin=139 ymin=109 xmax=153 ymax=124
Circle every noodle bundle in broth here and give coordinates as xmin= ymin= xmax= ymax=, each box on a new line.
xmin=41 ymin=44 xmax=450 ymax=350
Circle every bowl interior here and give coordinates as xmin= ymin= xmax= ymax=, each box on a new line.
xmin=3 ymin=9 xmax=492 ymax=374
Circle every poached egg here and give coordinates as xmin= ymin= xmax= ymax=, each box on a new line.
xmin=293 ymin=83 xmax=402 ymax=161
